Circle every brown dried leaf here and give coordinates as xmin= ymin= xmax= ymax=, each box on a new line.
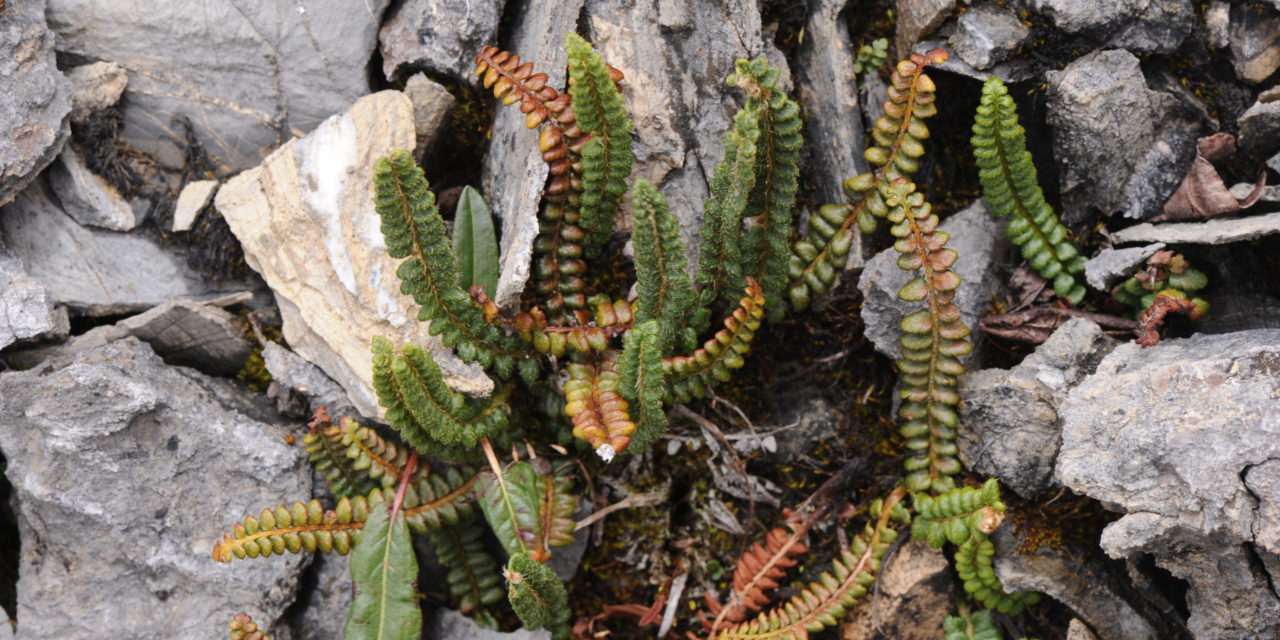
xmin=980 ymin=307 xmax=1137 ymax=345
xmin=1135 ymin=292 xmax=1200 ymax=347
xmin=1159 ymin=133 xmax=1266 ymax=221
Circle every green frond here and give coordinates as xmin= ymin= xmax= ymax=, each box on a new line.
xmin=852 ymin=38 xmax=889 ymax=76
xmin=336 ymin=416 xmax=415 ymax=489
xmin=954 ymin=533 xmax=1040 ymax=615
xmin=715 ymin=494 xmax=911 ymax=639
xmin=477 ymin=461 xmax=578 ymax=561
xmin=1113 ymin=251 xmax=1209 ymax=314
xmin=373 ymin=150 xmax=532 ymax=378
xmin=566 ymin=33 xmax=633 ymax=257
xmin=942 ymin=607 xmax=1003 ymax=640
xmin=663 ymin=278 xmax=766 ymax=403
xmin=883 ymin=179 xmax=969 ymax=494
xmin=631 ymin=179 xmax=695 ymax=352
xmin=972 ymin=78 xmax=1086 ymax=304
xmin=731 ymin=56 xmax=802 ymax=322
xmin=911 ymin=479 xmax=1005 ymax=549
xmin=618 ymin=320 xmax=668 ymax=453
xmin=698 ymin=107 xmax=761 ymax=312
xmin=229 ymin=612 xmax=273 ymax=640
xmin=371 ymin=337 xmax=512 ymax=460
xmin=303 ymin=415 xmax=378 ymax=498
xmin=428 ymin=513 xmax=505 ymax=618
xmin=505 ymin=552 xmax=571 ymax=638
xmin=788 ymin=51 xmax=947 ymax=310
xmin=400 ymin=465 xmax=480 ymax=534
xmin=212 ymin=493 xmax=385 ymax=562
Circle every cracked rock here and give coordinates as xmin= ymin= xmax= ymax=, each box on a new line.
xmin=379 ymin=0 xmax=505 ymax=83
xmin=949 ymin=2 xmax=1030 ymax=70
xmin=1032 ymin=0 xmax=1194 ymax=54
xmin=0 ymin=0 xmax=72 ymax=207
xmin=0 ymin=240 xmax=64 ymax=351
xmin=1109 ymin=211 xmax=1280 ymax=245
xmin=1056 ymin=329 xmax=1280 ymax=639
xmin=0 ymin=337 xmax=311 ymax=639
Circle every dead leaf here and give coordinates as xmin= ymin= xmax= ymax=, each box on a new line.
xmin=1159 ymin=133 xmax=1266 ymax=221
xmin=979 ymin=307 xmax=1137 ymax=345
xmin=1135 ymin=292 xmax=1202 ymax=347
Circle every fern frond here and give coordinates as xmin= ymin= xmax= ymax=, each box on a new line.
xmin=229 ymin=612 xmax=273 ymax=640
xmin=400 ymin=464 xmax=479 ymax=534
xmin=883 ymin=179 xmax=969 ymax=494
xmin=911 ymin=479 xmax=1005 ymax=549
xmin=715 ymin=491 xmax=911 ymax=639
xmin=731 ymin=57 xmax=802 ymax=322
xmin=477 ymin=461 xmax=578 ymax=561
xmin=942 ymin=606 xmax=1002 ymax=640
xmin=566 ymin=33 xmax=633 ymax=257
xmin=428 ymin=513 xmax=505 ymax=616
xmin=373 ymin=151 xmax=532 ymax=378
xmin=336 ymin=416 xmax=416 ymax=488
xmin=303 ymin=409 xmax=378 ymax=498
xmin=564 ymin=355 xmax=636 ymax=460
xmin=787 ymin=50 xmax=947 ymax=310
xmin=505 ymin=552 xmax=572 ymax=638
xmin=212 ymin=493 xmax=383 ymax=562
xmin=706 ymin=515 xmax=811 ymax=627
xmin=972 ymin=78 xmax=1086 ymax=304
xmin=371 ymin=337 xmax=512 ymax=458
xmin=954 ymin=533 xmax=1040 ymax=615
xmin=664 ymin=278 xmax=766 ymax=403
xmin=618 ymin=320 xmax=668 ymax=453
xmin=698 ymin=107 xmax=761 ymax=311
xmin=631 ymin=179 xmax=695 ymax=351
xmin=1113 ymin=251 xmax=1208 ymax=312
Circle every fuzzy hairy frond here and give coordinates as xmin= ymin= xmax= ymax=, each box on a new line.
xmin=631 ymin=179 xmax=695 ymax=352
xmin=564 ymin=355 xmax=636 ymax=460
xmin=698 ymin=106 xmax=760 ymax=312
xmin=617 ymin=320 xmax=668 ymax=453
xmin=229 ymin=613 xmax=272 ymax=640
xmin=714 ymin=492 xmax=911 ymax=639
xmin=883 ymin=180 xmax=969 ymax=494
xmin=371 ymin=337 xmax=512 ymax=460
xmin=428 ymin=513 xmax=505 ymax=617
xmin=566 ymin=33 xmax=632 ymax=257
xmin=788 ymin=51 xmax=947 ymax=309
xmin=505 ymin=552 xmax=572 ymax=639
xmin=373 ymin=151 xmax=533 ymax=378
xmin=303 ymin=408 xmax=378 ymax=498
xmin=664 ymin=278 xmax=766 ymax=402
xmin=731 ymin=56 xmax=801 ymax=322
xmin=477 ymin=461 xmax=577 ymax=561
xmin=972 ymin=78 xmax=1086 ymax=303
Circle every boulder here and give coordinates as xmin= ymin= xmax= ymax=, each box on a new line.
xmin=65 ymin=60 xmax=127 ymax=124
xmin=379 ymin=0 xmax=505 ymax=83
xmin=1109 ymin=211 xmax=1280 ymax=245
xmin=1056 ymin=329 xmax=1280 ymax=639
xmin=46 ymin=0 xmax=391 ymax=172
xmin=858 ymin=199 xmax=1007 ymax=361
xmin=841 ymin=539 xmax=953 ymax=640
xmin=0 ymin=241 xmax=64 ymax=351
xmin=959 ymin=318 xmax=1118 ymax=499
xmin=0 ymin=337 xmax=311 ymax=639
xmin=1031 ymin=0 xmax=1194 ymax=54
xmin=214 ymin=90 xmax=490 ymax=418
xmin=949 ymin=3 xmax=1030 ymax=70
xmin=1046 ymin=49 xmax=1199 ymax=222
xmin=46 ymin=147 xmax=137 ymax=231
xmin=0 ymin=0 xmax=72 ymax=207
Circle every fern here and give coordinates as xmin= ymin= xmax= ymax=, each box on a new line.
xmin=428 ymin=513 xmax=505 ymax=619
xmin=303 ymin=409 xmax=378 ymax=498
xmin=228 ymin=613 xmax=273 ymax=640
xmin=566 ymin=33 xmax=633 ymax=257
xmin=617 ymin=320 xmax=668 ymax=453
xmin=630 ymin=179 xmax=695 ymax=352
xmin=373 ymin=151 xmax=534 ymax=378
xmin=972 ymin=77 xmax=1086 ymax=303
xmin=698 ymin=105 xmax=760 ymax=312
xmin=954 ymin=533 xmax=1040 ymax=614
xmin=705 ymin=515 xmax=811 ymax=628
xmin=337 ymin=416 xmax=417 ymax=489
xmin=563 ymin=355 xmax=636 ymax=460
xmin=942 ymin=606 xmax=1003 ymax=640
xmin=476 ymin=460 xmax=577 ymax=560
xmin=1113 ymin=251 xmax=1208 ymax=312
xmin=788 ymin=50 xmax=948 ymax=309
xmin=664 ymin=278 xmax=766 ymax=402
xmin=852 ymin=38 xmax=889 ymax=76
xmin=505 ymin=552 xmax=572 ymax=639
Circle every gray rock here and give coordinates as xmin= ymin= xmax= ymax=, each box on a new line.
xmin=261 ymin=342 xmax=361 ymax=421
xmin=428 ymin=608 xmax=549 ymax=640
xmin=949 ymin=3 xmax=1030 ymax=70
xmin=0 ymin=0 xmax=72 ymax=207
xmin=1067 ymin=619 xmax=1100 ymax=640
xmin=991 ymin=527 xmax=1162 ymax=640
xmin=959 ymin=318 xmax=1117 ymax=498
xmin=1046 ymin=49 xmax=1199 ymax=222
xmin=1032 ymin=0 xmax=1194 ymax=54
xmin=841 ymin=539 xmax=953 ymax=640
xmin=46 ymin=147 xmax=137 ymax=231
xmin=1238 ymin=88 xmax=1280 ymax=162
xmin=65 ymin=61 xmax=127 ymax=123
xmin=0 ymin=337 xmax=311 ymax=639
xmin=0 ymin=241 xmax=63 ymax=351
xmin=404 ymin=73 xmax=456 ymax=153
xmin=895 ymin=0 xmax=956 ymax=56
xmin=1084 ymin=243 xmax=1166 ymax=290
xmin=858 ymin=199 xmax=1007 ymax=361
xmin=0 ymin=179 xmax=210 ymax=316
xmin=281 ymin=553 xmax=350 ymax=640
xmin=795 ymin=0 xmax=868 ymax=269
xmin=1207 ymin=0 xmax=1231 ymax=49
xmin=1056 ymin=330 xmax=1280 ymax=640
xmin=912 ymin=39 xmax=1039 ymax=83
xmin=1228 ymin=2 xmax=1280 ymax=83
xmin=1109 ymin=211 xmax=1280 ymax=245
xmin=46 ymin=0 xmax=391 ymax=173
xmin=172 ymin=180 xmax=219 ymax=233
xmin=379 ymin=0 xmax=504 ymax=83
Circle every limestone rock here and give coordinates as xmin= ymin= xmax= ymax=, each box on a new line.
xmin=895 ymin=0 xmax=956 ymax=56
xmin=0 ymin=241 xmax=63 ymax=351
xmin=0 ymin=0 xmax=72 ymax=207
xmin=46 ymin=0 xmax=391 ymax=172
xmin=842 ymin=539 xmax=952 ymax=640
xmin=0 ymin=337 xmax=311 ymax=639
xmin=0 ymin=179 xmax=209 ymax=316
xmin=65 ymin=60 xmax=127 ymax=123
xmin=215 ymin=90 xmax=490 ymax=418
xmin=172 ymin=180 xmax=219 ymax=232
xmin=1032 ymin=0 xmax=1194 ymax=54
xmin=1046 ymin=49 xmax=1199 ymax=222
xmin=379 ymin=0 xmax=505 ymax=83
xmin=404 ymin=73 xmax=456 ymax=152
xmin=1238 ymin=88 xmax=1280 ymax=162
xmin=1067 ymin=620 xmax=1100 ymax=640
xmin=1056 ymin=329 xmax=1280 ymax=639
xmin=46 ymin=147 xmax=136 ymax=231
xmin=858 ymin=199 xmax=1007 ymax=361
xmin=959 ymin=318 xmax=1117 ymax=498
xmin=1109 ymin=211 xmax=1280 ymax=245
xmin=261 ymin=342 xmax=361 ymax=421
xmin=428 ymin=608 xmax=549 ymax=640
xmin=1084 ymin=243 xmax=1166 ymax=290
xmin=949 ymin=3 xmax=1030 ymax=70
xmin=1228 ymin=1 xmax=1280 ymax=83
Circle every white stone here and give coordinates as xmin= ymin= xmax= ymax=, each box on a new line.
xmin=172 ymin=180 xmax=219 ymax=232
